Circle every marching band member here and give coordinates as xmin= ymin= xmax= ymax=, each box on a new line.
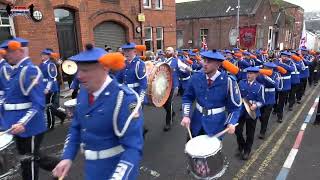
xmin=115 ymin=42 xmax=148 ymax=136
xmin=178 ymin=53 xmax=193 ymax=96
xmin=235 ymin=52 xmax=251 ymax=81
xmin=0 ymin=48 xmax=10 ymax=129
xmin=256 ymin=62 xmax=281 ymax=139
xmin=236 ymin=66 xmax=265 ymax=160
xmin=39 ymin=48 xmax=66 ymax=129
xmin=162 ymin=47 xmax=192 ymax=131
xmin=53 ymin=44 xmax=144 ymax=180
xmin=274 ymin=51 xmax=295 ymax=122
xmin=288 ymin=52 xmax=302 ymax=111
xmin=295 ymin=50 xmax=311 ymax=103
xmin=180 ymin=50 xmax=242 ymax=138
xmin=0 ymin=37 xmax=59 ymax=180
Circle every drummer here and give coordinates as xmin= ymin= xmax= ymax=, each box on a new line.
xmin=181 ymin=49 xmax=242 ymax=139
xmin=162 ymin=47 xmax=192 ymax=131
xmin=236 ymin=66 xmax=265 ymax=160
xmin=0 ymin=37 xmax=60 ymax=180
xmin=0 ymin=47 xmax=9 ymax=129
xmin=53 ymin=44 xmax=144 ymax=179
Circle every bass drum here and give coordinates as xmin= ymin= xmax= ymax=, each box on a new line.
xmin=145 ymin=61 xmax=172 ymax=107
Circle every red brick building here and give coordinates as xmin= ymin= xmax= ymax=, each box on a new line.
xmin=0 ymin=0 xmax=176 ymax=64
xmin=176 ymin=0 xmax=303 ymax=50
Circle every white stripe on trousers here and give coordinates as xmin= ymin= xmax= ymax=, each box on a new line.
xmin=48 ymin=93 xmax=54 ymax=129
xmin=31 ymin=136 xmax=35 ymax=180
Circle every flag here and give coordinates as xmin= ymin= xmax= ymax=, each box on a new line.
xmin=299 ymin=20 xmax=307 ymax=48
xmin=201 ymin=37 xmax=208 ymax=51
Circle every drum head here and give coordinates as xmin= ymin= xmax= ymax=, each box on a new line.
xmin=185 ymin=135 xmax=222 ymax=158
xmin=147 ymin=62 xmax=172 ymax=107
xmin=64 ymin=99 xmax=77 ymax=107
xmin=62 ymin=60 xmax=78 ymax=75
xmin=0 ymin=133 xmax=13 ymax=151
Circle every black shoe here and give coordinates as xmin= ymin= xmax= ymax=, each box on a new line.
xmin=163 ymin=125 xmax=171 ymax=132
xmin=297 ymin=100 xmax=301 ymax=104
xmin=259 ymin=133 xmax=265 ymax=139
xmin=289 ymin=107 xmax=293 ymax=111
xmin=143 ymin=128 xmax=149 ymax=138
xmin=277 ymin=118 xmax=283 ymax=123
xmin=242 ymin=151 xmax=250 ymax=160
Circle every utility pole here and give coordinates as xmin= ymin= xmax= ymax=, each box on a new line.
xmin=237 ymin=0 xmax=240 ymax=48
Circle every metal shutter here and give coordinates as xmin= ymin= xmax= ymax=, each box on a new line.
xmin=94 ymin=21 xmax=126 ymax=51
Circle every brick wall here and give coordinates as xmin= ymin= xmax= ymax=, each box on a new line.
xmin=2 ymin=0 xmax=176 ymax=63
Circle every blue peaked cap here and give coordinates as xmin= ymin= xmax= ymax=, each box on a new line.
xmin=121 ymin=42 xmax=136 ymax=49
xmin=200 ymin=49 xmax=225 ymax=62
xmin=69 ymin=44 xmax=106 ymax=63
xmin=0 ymin=37 xmax=29 ymax=49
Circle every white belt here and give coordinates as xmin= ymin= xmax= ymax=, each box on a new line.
xmin=314 ymin=70 xmax=318 ymax=72
xmin=127 ymin=83 xmax=140 ymax=88
xmin=0 ymin=91 xmax=4 ymax=96
xmin=291 ymin=72 xmax=300 ymax=75
xmin=180 ymin=76 xmax=191 ymax=81
xmin=281 ymin=75 xmax=291 ymax=80
xmin=4 ymin=102 xmax=32 ymax=110
xmin=43 ymin=79 xmax=48 ymax=82
xmin=265 ymin=88 xmax=275 ymax=92
xmin=196 ymin=103 xmax=225 ymax=116
xmin=84 ymin=145 xmax=125 ymax=160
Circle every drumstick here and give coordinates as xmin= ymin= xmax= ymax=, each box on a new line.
xmin=58 ymin=176 xmax=64 ymax=180
xmin=187 ymin=126 xmax=193 ymax=139
xmin=213 ymin=123 xmax=239 ymax=138
xmin=0 ymin=128 xmax=12 ymax=136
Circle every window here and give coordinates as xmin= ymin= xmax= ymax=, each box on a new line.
xmin=0 ymin=5 xmax=15 ymax=42
xmin=143 ymin=0 xmax=151 ymax=8
xmin=177 ymin=30 xmax=184 ymax=48
xmin=145 ymin=27 xmax=153 ymax=51
xmin=155 ymin=0 xmax=162 ymax=9
xmin=256 ymin=27 xmax=264 ymax=49
xmin=200 ymin=29 xmax=208 ymax=46
xmin=156 ymin=27 xmax=163 ymax=50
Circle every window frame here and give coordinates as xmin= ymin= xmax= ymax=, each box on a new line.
xmin=199 ymin=28 xmax=209 ymax=46
xmin=144 ymin=27 xmax=153 ymax=51
xmin=143 ymin=0 xmax=152 ymax=9
xmin=156 ymin=27 xmax=164 ymax=50
xmin=0 ymin=8 xmax=16 ymax=37
xmin=155 ymin=0 xmax=163 ymax=10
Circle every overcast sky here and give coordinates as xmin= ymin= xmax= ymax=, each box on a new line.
xmin=175 ymin=0 xmax=320 ymax=12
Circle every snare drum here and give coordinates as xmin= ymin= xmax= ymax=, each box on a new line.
xmin=64 ymin=99 xmax=77 ymax=118
xmin=185 ymin=135 xmax=228 ymax=179
xmin=0 ymin=133 xmax=19 ymax=179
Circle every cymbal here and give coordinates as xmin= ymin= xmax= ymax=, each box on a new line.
xmin=243 ymin=98 xmax=257 ymax=119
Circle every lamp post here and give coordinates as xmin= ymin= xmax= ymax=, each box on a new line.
xmin=236 ymin=0 xmax=240 ymax=48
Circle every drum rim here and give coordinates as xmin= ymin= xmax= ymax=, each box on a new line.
xmin=185 ymin=135 xmax=223 ymax=158
xmin=147 ymin=62 xmax=173 ymax=107
xmin=64 ymin=99 xmax=77 ymax=107
xmin=0 ymin=133 xmax=13 ymax=151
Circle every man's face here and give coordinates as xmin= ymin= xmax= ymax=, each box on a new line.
xmin=165 ymin=49 xmax=173 ymax=58
xmin=123 ymin=49 xmax=136 ymax=61
xmin=203 ymin=58 xmax=221 ymax=74
xmin=41 ymin=54 xmax=50 ymax=61
xmin=281 ymin=55 xmax=288 ymax=61
xmin=247 ymin=72 xmax=258 ymax=82
xmin=226 ymin=53 xmax=233 ymax=59
xmin=77 ymin=63 xmax=106 ymax=92
xmin=5 ymin=48 xmax=23 ymax=65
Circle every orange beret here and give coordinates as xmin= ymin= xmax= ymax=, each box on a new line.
xmin=8 ymin=41 xmax=21 ymax=51
xmin=234 ymin=53 xmax=243 ymax=58
xmin=50 ymin=53 xmax=60 ymax=59
xmin=192 ymin=49 xmax=199 ymax=53
xmin=259 ymin=69 xmax=273 ymax=76
xmin=140 ymin=56 xmax=146 ymax=61
xmin=135 ymin=45 xmax=146 ymax=52
xmin=186 ymin=59 xmax=193 ymax=65
xmin=0 ymin=49 xmax=6 ymax=56
xmin=277 ymin=66 xmax=287 ymax=75
xmin=291 ymin=54 xmax=302 ymax=61
xmin=222 ymin=60 xmax=239 ymax=75
xmin=98 ymin=52 xmax=125 ymax=71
